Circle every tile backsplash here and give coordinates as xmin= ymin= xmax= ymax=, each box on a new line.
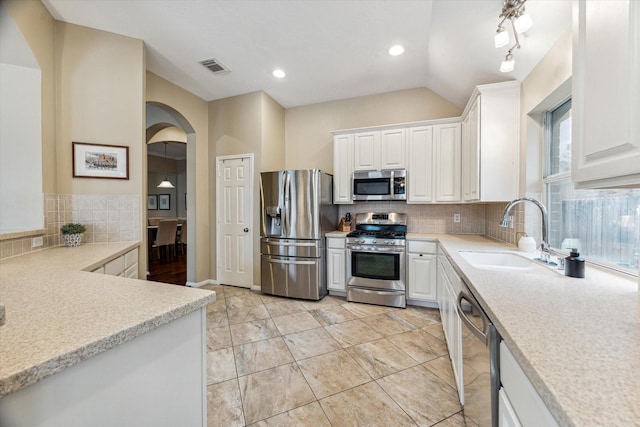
xmin=338 ymin=201 xmax=525 ymax=247
xmin=338 ymin=203 xmax=486 ymax=234
xmin=1 ymin=194 xmax=141 ymax=260
xmin=484 ymin=202 xmax=524 ymax=245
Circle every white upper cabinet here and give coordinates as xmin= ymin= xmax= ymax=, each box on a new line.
xmin=461 ymin=98 xmax=479 ymax=201
xmin=333 ymin=119 xmax=460 ymax=205
xmin=353 ymin=129 xmax=406 ymax=171
xmin=434 ymin=123 xmax=461 ymax=202
xmin=572 ymin=0 xmax=640 ymax=188
xmin=380 ymin=128 xmax=406 ymax=170
xmin=407 ymin=126 xmax=434 ymax=203
xmin=353 ymin=131 xmax=381 ymax=171
xmin=333 ymin=133 xmax=354 ymax=204
xmin=461 ymin=81 xmax=520 ymax=202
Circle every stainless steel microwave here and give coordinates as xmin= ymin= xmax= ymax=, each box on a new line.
xmin=352 ymin=170 xmax=406 ymax=201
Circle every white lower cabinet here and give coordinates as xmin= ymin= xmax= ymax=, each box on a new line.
xmin=326 ymin=236 xmax=346 ymax=294
xmin=499 ymin=387 xmax=522 ymax=427
xmin=0 ymin=309 xmax=207 ymax=426
xmin=406 ymin=240 xmax=437 ymax=305
xmin=437 ymin=251 xmax=463 ymax=404
xmin=93 ymin=247 xmax=139 ymax=279
xmin=500 ymin=341 xmax=559 ymax=427
xmin=105 ymin=255 xmax=126 ymax=276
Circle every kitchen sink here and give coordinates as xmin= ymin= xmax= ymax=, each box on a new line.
xmin=458 ymin=250 xmax=556 ymax=274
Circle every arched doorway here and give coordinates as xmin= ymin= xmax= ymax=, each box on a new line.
xmin=145 ymin=102 xmax=197 ymax=284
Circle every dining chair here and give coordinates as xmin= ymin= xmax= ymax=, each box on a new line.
xmin=153 ymin=219 xmax=178 ymax=260
xmin=176 ymin=219 xmax=187 ymax=255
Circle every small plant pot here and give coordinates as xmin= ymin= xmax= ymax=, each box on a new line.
xmin=63 ymin=233 xmax=83 ymax=247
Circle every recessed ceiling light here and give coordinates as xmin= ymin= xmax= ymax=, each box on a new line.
xmin=272 ymin=69 xmax=286 ymax=78
xmin=388 ymin=45 xmax=405 ymax=56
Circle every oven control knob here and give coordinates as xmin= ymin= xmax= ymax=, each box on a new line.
xmin=371 ymin=240 xmax=377 ymax=244
xmin=356 ymin=239 xmax=365 ymax=244
xmin=385 ymin=240 xmax=393 ymax=245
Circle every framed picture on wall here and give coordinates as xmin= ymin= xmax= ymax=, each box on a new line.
xmin=159 ymin=194 xmax=171 ymax=210
xmin=72 ymin=142 xmax=129 ymax=179
xmin=147 ymin=195 xmax=158 ymax=210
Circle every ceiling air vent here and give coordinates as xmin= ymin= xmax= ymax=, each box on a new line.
xmin=199 ymin=58 xmax=230 ymax=75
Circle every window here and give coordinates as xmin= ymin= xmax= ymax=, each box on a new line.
xmin=544 ymin=99 xmax=640 ymax=273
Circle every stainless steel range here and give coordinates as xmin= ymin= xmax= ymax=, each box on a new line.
xmin=346 ymin=213 xmax=407 ymax=308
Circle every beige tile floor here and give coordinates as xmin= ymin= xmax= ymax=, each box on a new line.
xmin=202 ymin=284 xmax=464 ymax=427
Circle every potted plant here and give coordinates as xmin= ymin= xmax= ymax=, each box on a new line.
xmin=60 ymin=223 xmax=86 ymax=247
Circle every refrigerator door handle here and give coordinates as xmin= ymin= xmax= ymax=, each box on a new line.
xmin=263 ymin=240 xmax=317 ymax=247
xmin=263 ymin=258 xmax=317 ymax=266
xmin=283 ymin=171 xmax=291 ymax=236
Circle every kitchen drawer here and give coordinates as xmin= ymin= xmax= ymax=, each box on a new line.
xmin=407 ymin=240 xmax=437 ymax=254
xmin=104 ymin=255 xmax=125 ymax=276
xmin=327 ymin=237 xmax=346 ymax=249
xmin=124 ymin=248 xmax=138 ymax=268
xmin=125 ymin=263 xmax=138 ymax=279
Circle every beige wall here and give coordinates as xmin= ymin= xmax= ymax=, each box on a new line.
xmin=261 ymin=92 xmax=286 ymax=172
xmin=146 ymin=71 xmax=210 ymax=282
xmin=209 ymin=91 xmax=267 ymax=285
xmin=55 ymin=22 xmax=145 ymax=196
xmin=520 ymin=29 xmax=573 ymax=195
xmin=284 ymin=87 xmax=462 ymax=172
xmin=4 ymin=0 xmax=56 ymax=193
xmin=485 ymin=29 xmax=572 ymax=246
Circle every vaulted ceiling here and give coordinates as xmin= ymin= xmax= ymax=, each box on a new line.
xmin=42 ymin=0 xmax=572 ymax=109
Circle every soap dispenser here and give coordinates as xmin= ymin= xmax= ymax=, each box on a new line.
xmin=564 ymin=249 xmax=585 ymax=278
xmin=517 ymin=233 xmax=536 ymax=252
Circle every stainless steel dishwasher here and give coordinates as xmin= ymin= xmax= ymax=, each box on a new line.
xmin=457 ymin=282 xmax=500 ymax=427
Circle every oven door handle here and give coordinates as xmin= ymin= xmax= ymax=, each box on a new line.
xmin=348 ymin=246 xmax=405 ymax=254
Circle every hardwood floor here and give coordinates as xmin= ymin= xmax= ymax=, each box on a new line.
xmin=148 ymin=249 xmax=186 ymax=285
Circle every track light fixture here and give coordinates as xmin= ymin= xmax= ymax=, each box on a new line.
xmin=494 ymin=0 xmax=533 ymax=73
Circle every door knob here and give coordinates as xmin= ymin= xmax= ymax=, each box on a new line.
xmin=243 ymin=228 xmax=249 ymax=232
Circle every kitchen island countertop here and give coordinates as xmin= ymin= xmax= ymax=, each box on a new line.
xmin=0 ymin=242 xmax=215 ymax=398
xmin=408 ymin=233 xmax=639 ymax=427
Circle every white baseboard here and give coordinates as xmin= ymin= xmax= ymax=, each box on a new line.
xmin=187 ymin=279 xmax=258 ymax=292
xmin=186 ymin=279 xmax=220 ymax=288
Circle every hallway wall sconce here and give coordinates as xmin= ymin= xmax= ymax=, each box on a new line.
xmin=157 ymin=142 xmax=175 ymax=189
xmin=494 ymin=0 xmax=533 ymax=73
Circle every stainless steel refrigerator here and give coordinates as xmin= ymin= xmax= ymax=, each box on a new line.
xmin=260 ymin=170 xmax=337 ymax=300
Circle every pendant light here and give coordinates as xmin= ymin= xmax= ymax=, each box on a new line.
xmin=157 ymin=142 xmax=175 ymax=189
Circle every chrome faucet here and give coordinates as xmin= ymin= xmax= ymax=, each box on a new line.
xmin=500 ymin=197 xmax=552 ymax=264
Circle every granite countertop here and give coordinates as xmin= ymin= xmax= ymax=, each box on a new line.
xmin=0 ymin=242 xmax=215 ymax=398
xmin=407 ymin=233 xmax=639 ymax=427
